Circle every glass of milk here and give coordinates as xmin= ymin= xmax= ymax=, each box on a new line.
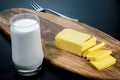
xmin=9 ymin=13 xmax=44 ymax=76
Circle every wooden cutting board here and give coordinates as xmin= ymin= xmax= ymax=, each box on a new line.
xmin=0 ymin=8 xmax=120 ymax=79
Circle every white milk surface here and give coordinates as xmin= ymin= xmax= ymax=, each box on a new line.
xmin=11 ymin=19 xmax=43 ymax=70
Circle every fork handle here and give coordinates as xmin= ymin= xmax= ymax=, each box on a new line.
xmin=45 ymin=8 xmax=79 ymax=22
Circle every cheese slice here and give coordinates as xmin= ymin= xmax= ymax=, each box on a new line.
xmin=55 ymin=28 xmax=91 ymax=56
xmin=86 ymin=50 xmax=112 ymax=61
xmin=90 ymin=56 xmax=116 ymax=70
xmin=82 ymin=42 xmax=105 ymax=57
xmin=80 ymin=37 xmax=97 ymax=53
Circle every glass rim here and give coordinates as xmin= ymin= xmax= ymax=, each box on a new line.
xmin=9 ymin=13 xmax=40 ymax=28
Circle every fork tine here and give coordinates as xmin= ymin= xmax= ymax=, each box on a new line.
xmin=32 ymin=0 xmax=44 ymax=10
xmin=28 ymin=0 xmax=38 ymax=10
xmin=28 ymin=0 xmax=44 ymax=11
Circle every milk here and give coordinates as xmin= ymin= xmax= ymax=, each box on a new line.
xmin=10 ymin=19 xmax=44 ymax=70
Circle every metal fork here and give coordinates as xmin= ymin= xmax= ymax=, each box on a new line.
xmin=28 ymin=0 xmax=79 ymax=22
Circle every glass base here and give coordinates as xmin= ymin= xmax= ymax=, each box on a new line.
xmin=17 ymin=65 xmax=42 ymax=76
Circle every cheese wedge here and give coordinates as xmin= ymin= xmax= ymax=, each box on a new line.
xmin=86 ymin=50 xmax=112 ymax=61
xmin=82 ymin=42 xmax=105 ymax=57
xmin=55 ymin=28 xmax=91 ymax=56
xmin=90 ymin=56 xmax=116 ymax=70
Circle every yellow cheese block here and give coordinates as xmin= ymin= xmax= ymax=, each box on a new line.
xmin=86 ymin=50 xmax=112 ymax=61
xmin=90 ymin=55 xmax=116 ymax=70
xmin=82 ymin=42 xmax=105 ymax=57
xmin=55 ymin=28 xmax=92 ymax=56
xmin=55 ymin=29 xmax=91 ymax=43
xmin=55 ymin=28 xmax=116 ymax=70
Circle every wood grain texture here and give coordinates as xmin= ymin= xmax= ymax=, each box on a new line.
xmin=0 ymin=8 xmax=120 ymax=79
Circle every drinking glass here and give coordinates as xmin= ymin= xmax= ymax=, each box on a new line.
xmin=9 ymin=13 xmax=44 ymax=76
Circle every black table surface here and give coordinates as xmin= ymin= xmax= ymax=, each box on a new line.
xmin=0 ymin=0 xmax=120 ymax=80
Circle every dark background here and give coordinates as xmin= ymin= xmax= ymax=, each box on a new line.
xmin=0 ymin=0 xmax=120 ymax=80
xmin=0 ymin=0 xmax=120 ymax=40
